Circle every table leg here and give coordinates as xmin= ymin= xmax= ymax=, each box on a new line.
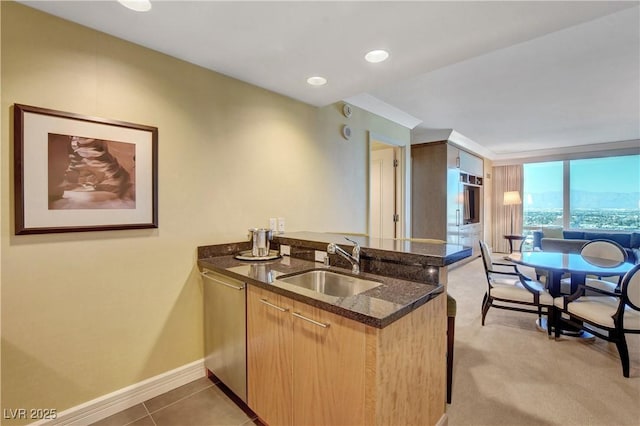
xmin=569 ymin=272 xmax=586 ymax=294
xmin=546 ymin=270 xmax=562 ymax=297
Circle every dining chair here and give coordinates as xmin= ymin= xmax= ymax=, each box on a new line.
xmin=553 ymin=263 xmax=640 ymax=377
xmin=560 ymin=239 xmax=628 ymax=294
xmin=479 ymin=240 xmax=554 ymax=334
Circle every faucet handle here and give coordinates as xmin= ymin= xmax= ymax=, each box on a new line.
xmin=327 ymin=242 xmax=337 ymax=254
xmin=344 ymin=237 xmax=360 ymax=258
xmin=344 ymin=236 xmax=358 ymax=246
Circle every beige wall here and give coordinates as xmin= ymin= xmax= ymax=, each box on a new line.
xmin=0 ymin=2 xmax=409 ymax=421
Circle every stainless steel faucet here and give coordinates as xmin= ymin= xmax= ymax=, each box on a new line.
xmin=327 ymin=237 xmax=361 ymax=274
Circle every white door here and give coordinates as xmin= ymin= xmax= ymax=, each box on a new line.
xmin=370 ymin=148 xmax=396 ymax=239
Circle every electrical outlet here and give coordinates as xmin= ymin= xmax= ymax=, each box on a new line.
xmin=314 ymin=250 xmax=327 ymax=263
xmin=277 ymin=217 xmax=285 ymax=233
xmin=269 ymin=217 xmax=277 ymax=230
xmin=280 ymin=245 xmax=291 ymax=256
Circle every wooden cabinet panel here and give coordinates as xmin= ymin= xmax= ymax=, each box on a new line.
xmin=372 ymin=293 xmax=446 ymax=426
xmin=413 ymin=141 xmax=483 ymax=257
xmin=247 ymin=286 xmax=293 ymax=426
xmin=411 ymin=142 xmax=448 ymax=240
xmin=248 ymin=287 xmax=446 ymax=426
xmin=292 ymin=302 xmax=366 ymax=426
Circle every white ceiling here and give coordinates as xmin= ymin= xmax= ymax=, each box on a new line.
xmin=18 ymin=1 xmax=640 ymax=160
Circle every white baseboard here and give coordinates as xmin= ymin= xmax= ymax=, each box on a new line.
xmin=31 ymin=359 xmax=206 ymax=426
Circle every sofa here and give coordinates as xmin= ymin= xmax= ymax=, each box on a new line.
xmin=532 ymin=228 xmax=640 ymax=264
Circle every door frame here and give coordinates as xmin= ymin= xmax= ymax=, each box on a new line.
xmin=368 ymin=132 xmax=408 ymax=239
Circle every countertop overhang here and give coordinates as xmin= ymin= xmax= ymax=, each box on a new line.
xmin=276 ymin=232 xmax=472 ymax=267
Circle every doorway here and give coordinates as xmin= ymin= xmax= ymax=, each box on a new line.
xmin=369 ymin=135 xmax=405 ymax=239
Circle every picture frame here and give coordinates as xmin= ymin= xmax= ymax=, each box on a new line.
xmin=14 ymin=104 xmax=158 ymax=234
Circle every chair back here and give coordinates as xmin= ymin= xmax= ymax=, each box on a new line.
xmin=478 ymin=240 xmax=493 ymax=273
xmin=621 ymin=264 xmax=640 ymax=311
xmin=581 ymin=239 xmax=627 ymax=263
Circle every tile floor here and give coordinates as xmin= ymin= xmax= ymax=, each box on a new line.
xmin=91 ymin=376 xmax=260 ymax=426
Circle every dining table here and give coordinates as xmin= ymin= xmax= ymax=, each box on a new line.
xmin=507 ymin=251 xmax=634 ymax=297
xmin=507 ymin=250 xmax=635 ymax=337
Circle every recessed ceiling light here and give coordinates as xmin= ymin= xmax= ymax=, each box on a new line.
xmin=118 ymin=0 xmax=152 ymax=12
xmin=365 ymin=49 xmax=389 ymax=63
xmin=307 ymin=76 xmax=327 ymax=86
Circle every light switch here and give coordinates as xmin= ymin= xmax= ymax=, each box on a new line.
xmin=277 ymin=217 xmax=285 ymax=233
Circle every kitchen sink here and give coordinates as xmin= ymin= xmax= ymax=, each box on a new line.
xmin=277 ymin=269 xmax=382 ymax=297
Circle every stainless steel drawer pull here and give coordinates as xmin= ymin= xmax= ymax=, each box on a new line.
xmin=200 ymin=272 xmax=245 ymax=290
xmin=292 ymin=312 xmax=330 ymax=328
xmin=259 ymin=298 xmax=288 ymax=312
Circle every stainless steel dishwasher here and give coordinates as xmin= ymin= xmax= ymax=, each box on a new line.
xmin=201 ymin=269 xmax=247 ymax=402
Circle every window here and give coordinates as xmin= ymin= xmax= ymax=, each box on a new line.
xmin=570 ymin=156 xmax=640 ymax=230
xmin=523 ymin=161 xmax=564 ymax=228
xmin=523 ymin=154 xmax=639 ymax=231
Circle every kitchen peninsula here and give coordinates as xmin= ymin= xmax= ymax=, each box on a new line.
xmin=197 ymin=232 xmax=471 ymax=426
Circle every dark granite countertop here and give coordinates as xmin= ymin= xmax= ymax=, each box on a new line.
xmin=197 ymin=231 xmax=471 ymax=328
xmin=198 ymin=254 xmax=443 ymax=329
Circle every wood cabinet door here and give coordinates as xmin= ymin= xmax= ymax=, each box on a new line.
xmin=247 ymin=286 xmax=293 ymax=426
xmin=291 ymin=301 xmax=366 ymax=426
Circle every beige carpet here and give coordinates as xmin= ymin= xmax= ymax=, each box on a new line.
xmin=445 ymin=257 xmax=640 ymax=426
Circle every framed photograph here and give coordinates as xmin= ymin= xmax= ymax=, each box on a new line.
xmin=14 ymin=104 xmax=158 ymax=234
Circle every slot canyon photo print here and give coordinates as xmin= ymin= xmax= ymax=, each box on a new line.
xmin=14 ymin=104 xmax=158 ymax=234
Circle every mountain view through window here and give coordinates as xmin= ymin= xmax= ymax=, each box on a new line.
xmin=523 ymin=155 xmax=639 ymax=231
